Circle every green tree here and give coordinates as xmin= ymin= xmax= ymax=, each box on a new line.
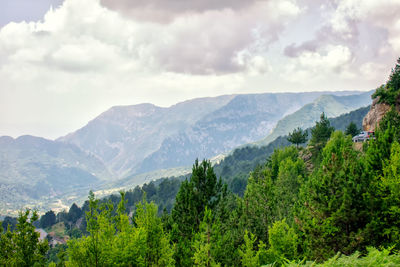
xmin=192 ymin=208 xmax=221 ymax=267
xmin=379 ymin=141 xmax=400 ymax=247
xmin=238 ymin=230 xmax=266 ymax=267
xmin=242 ymin=147 xmax=304 ymax=245
xmin=0 ymin=209 xmax=49 ymax=266
xmin=372 ymin=57 xmax=400 ymax=105
xmin=67 ymin=192 xmax=174 ymax=267
xmin=135 ymin=197 xmax=175 ymax=266
xmin=171 ymin=159 xmax=224 ymax=266
xmin=298 ymin=131 xmax=370 ymax=260
xmin=309 ymin=112 xmax=334 ymax=161
xmin=363 ymin=140 xmax=400 ymax=250
xmin=345 ymin=121 xmax=359 ymax=137
xmin=1 ymin=216 xmax=17 ymax=232
xmin=265 ymin=219 xmax=298 ymax=265
xmin=287 ymin=127 xmax=308 ymax=147
xmin=40 ymin=210 xmax=56 ymax=229
xmin=68 ymin=203 xmax=83 ymax=224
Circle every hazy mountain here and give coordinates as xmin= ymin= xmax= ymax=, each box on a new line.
xmin=60 ymin=91 xmax=354 ymax=177
xmin=0 ymin=135 xmax=109 ymax=215
xmin=0 ymin=91 xmax=372 ymax=215
xmin=137 ymin=92 xmax=330 ymax=173
xmin=58 ymin=95 xmax=236 ymax=177
xmin=255 ymin=91 xmax=373 ymax=146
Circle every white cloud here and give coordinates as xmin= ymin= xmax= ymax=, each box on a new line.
xmin=283 ymin=44 xmax=353 ymax=83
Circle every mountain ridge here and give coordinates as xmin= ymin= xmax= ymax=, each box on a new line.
xmin=59 ymin=91 xmax=364 ymax=177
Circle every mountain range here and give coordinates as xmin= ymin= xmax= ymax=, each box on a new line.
xmin=59 ymin=91 xmax=362 ymax=177
xmin=0 ymin=90 xmax=373 ymax=215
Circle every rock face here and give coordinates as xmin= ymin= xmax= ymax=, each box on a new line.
xmin=362 ymin=97 xmax=391 ymax=131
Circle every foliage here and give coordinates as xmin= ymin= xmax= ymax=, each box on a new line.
xmin=372 ymin=58 xmax=400 ymax=105
xmin=68 ymin=203 xmax=82 ymax=224
xmin=214 ymin=136 xmax=291 ymax=196
xmin=238 ymin=230 xmax=266 ymax=267
xmin=265 ymin=219 xmax=298 ymax=265
xmin=192 ymin=208 xmax=221 ymax=267
xmin=67 ymin=191 xmax=174 ymax=267
xmin=286 ymin=247 xmax=400 ymax=267
xmin=345 ymin=122 xmax=359 ymax=137
xmin=1 ymin=216 xmax=17 ymax=232
xmin=328 ymin=106 xmax=370 ymax=132
xmin=309 ymin=113 xmax=335 ymax=161
xmin=9 ymin=63 xmax=400 ymax=266
xmin=40 ymin=210 xmax=56 ymax=229
xmin=242 ymin=146 xmax=305 ymax=245
xmin=171 ymin=159 xmax=225 ymax=266
xmin=0 ymin=209 xmax=49 ymax=266
xmin=298 ymin=131 xmax=370 ymax=260
xmin=287 ymin=127 xmax=308 ymax=147
xmin=378 ymin=142 xmax=400 ymax=247
xmin=46 ymin=244 xmax=67 ymax=266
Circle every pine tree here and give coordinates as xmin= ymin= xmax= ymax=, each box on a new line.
xmin=0 ymin=209 xmax=49 ymax=266
xmin=192 ymin=208 xmax=221 ymax=267
xmin=309 ymin=112 xmax=334 ymax=161
xmin=171 ymin=159 xmax=224 ymax=266
xmin=265 ymin=219 xmax=298 ymax=264
xmin=40 ymin=210 xmax=56 ymax=229
xmin=287 ymin=127 xmax=308 ymax=147
xmin=238 ymin=230 xmax=266 ymax=267
xmin=298 ymin=131 xmax=369 ymax=260
xmin=345 ymin=121 xmax=359 ymax=137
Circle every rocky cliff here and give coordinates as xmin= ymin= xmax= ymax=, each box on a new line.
xmin=362 ymin=95 xmax=400 ymax=131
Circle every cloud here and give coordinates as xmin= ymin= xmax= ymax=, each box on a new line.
xmin=1 ymin=0 xmax=302 ymax=138
xmin=330 ymin=0 xmax=400 ymax=53
xmin=284 ymin=41 xmax=318 ymax=57
xmin=0 ymin=0 xmax=397 ymax=139
xmin=0 ymin=0 xmax=301 ymax=75
xmin=281 ymin=0 xmax=400 ymax=87
xmin=283 ymin=44 xmax=354 ymax=83
xmin=100 ymin=0 xmax=256 ymax=23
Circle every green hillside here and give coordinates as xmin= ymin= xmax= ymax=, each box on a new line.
xmin=256 ymin=91 xmax=372 ymax=147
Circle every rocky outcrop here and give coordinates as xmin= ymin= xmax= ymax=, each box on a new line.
xmin=362 ymin=97 xmax=391 ymax=131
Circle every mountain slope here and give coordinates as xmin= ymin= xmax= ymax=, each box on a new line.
xmin=58 ymin=95 xmax=236 ymax=177
xmin=256 ymin=91 xmax=373 ymax=146
xmin=59 ymin=91 xmax=368 ymax=178
xmin=0 ymin=135 xmax=110 ymax=215
xmin=136 ymin=92 xmax=351 ymax=173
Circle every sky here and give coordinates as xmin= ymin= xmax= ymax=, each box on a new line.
xmin=0 ymin=0 xmax=399 ymax=139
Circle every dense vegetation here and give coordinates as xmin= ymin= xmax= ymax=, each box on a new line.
xmin=1 ymin=61 xmax=400 ymax=266
xmin=372 ymin=57 xmax=400 ymax=105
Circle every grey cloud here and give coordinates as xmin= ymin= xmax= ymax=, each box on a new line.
xmin=284 ymin=41 xmax=318 ymax=57
xmin=126 ymin=0 xmax=300 ymax=74
xmin=101 ymin=0 xmax=257 ymax=22
xmin=284 ymin=22 xmax=359 ymax=59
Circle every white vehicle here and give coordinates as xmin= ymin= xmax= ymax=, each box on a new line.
xmin=352 ymin=131 xmax=375 ymax=142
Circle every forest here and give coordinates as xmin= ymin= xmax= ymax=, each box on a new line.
xmin=1 ymin=58 xmax=400 ymax=266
